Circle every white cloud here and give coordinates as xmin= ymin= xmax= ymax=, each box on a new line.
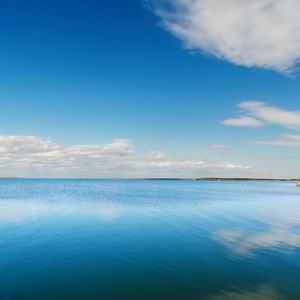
xmin=247 ymin=134 xmax=300 ymax=148
xmin=222 ymin=116 xmax=265 ymax=128
xmin=193 ymin=144 xmax=232 ymax=158
xmin=193 ymin=144 xmax=229 ymax=152
xmin=150 ymin=0 xmax=300 ymax=73
xmin=0 ymin=135 xmax=61 ymax=153
xmin=239 ymin=101 xmax=300 ymax=129
xmin=0 ymin=135 xmax=252 ymax=177
xmin=222 ymin=101 xmax=300 ymax=129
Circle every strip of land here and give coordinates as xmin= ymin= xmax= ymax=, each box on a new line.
xmin=84 ymin=178 xmax=300 ymax=181
xmin=0 ymin=177 xmax=299 ymax=181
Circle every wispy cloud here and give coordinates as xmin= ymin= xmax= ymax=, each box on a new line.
xmin=222 ymin=116 xmax=265 ymax=128
xmin=0 ymin=135 xmax=251 ymax=177
xmin=247 ymin=134 xmax=300 ymax=148
xmin=150 ymin=0 xmax=300 ymax=74
xmin=192 ymin=144 xmax=232 ymax=158
xmin=222 ymin=101 xmax=300 ymax=129
xmin=193 ymin=144 xmax=229 ymax=153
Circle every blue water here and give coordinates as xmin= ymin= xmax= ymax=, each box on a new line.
xmin=1 ymin=179 xmax=300 ymax=299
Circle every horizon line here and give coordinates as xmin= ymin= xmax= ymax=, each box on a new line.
xmin=1 ymin=177 xmax=300 ymax=181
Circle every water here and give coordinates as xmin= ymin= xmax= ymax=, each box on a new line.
xmin=1 ymin=179 xmax=300 ymax=299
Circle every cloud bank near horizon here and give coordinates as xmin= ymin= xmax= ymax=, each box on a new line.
xmin=150 ymin=0 xmax=300 ymax=74
xmin=0 ymin=135 xmax=251 ymax=178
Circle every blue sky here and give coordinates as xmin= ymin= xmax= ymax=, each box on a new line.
xmin=1 ymin=0 xmax=300 ymax=178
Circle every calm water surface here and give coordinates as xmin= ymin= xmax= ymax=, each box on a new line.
xmin=1 ymin=179 xmax=300 ymax=299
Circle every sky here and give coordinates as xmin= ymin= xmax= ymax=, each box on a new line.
xmin=1 ymin=0 xmax=300 ymax=178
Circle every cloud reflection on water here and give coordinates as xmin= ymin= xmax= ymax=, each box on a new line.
xmin=211 ymin=283 xmax=282 ymax=300
xmin=210 ymin=194 xmax=300 ymax=256
xmin=212 ymin=228 xmax=300 ymax=255
xmin=0 ymin=201 xmax=123 ymax=223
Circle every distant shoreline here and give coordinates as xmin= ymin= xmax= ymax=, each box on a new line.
xmin=96 ymin=178 xmax=300 ymax=181
xmin=0 ymin=177 xmax=299 ymax=181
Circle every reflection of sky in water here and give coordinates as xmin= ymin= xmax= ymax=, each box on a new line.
xmin=211 ymin=283 xmax=282 ymax=300
xmin=1 ymin=179 xmax=300 ymax=299
xmin=0 ymin=201 xmax=123 ymax=223
xmin=1 ymin=179 xmax=300 ymax=255
xmin=209 ymin=191 xmax=300 ymax=256
xmin=1 ymin=180 xmax=300 ymax=255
